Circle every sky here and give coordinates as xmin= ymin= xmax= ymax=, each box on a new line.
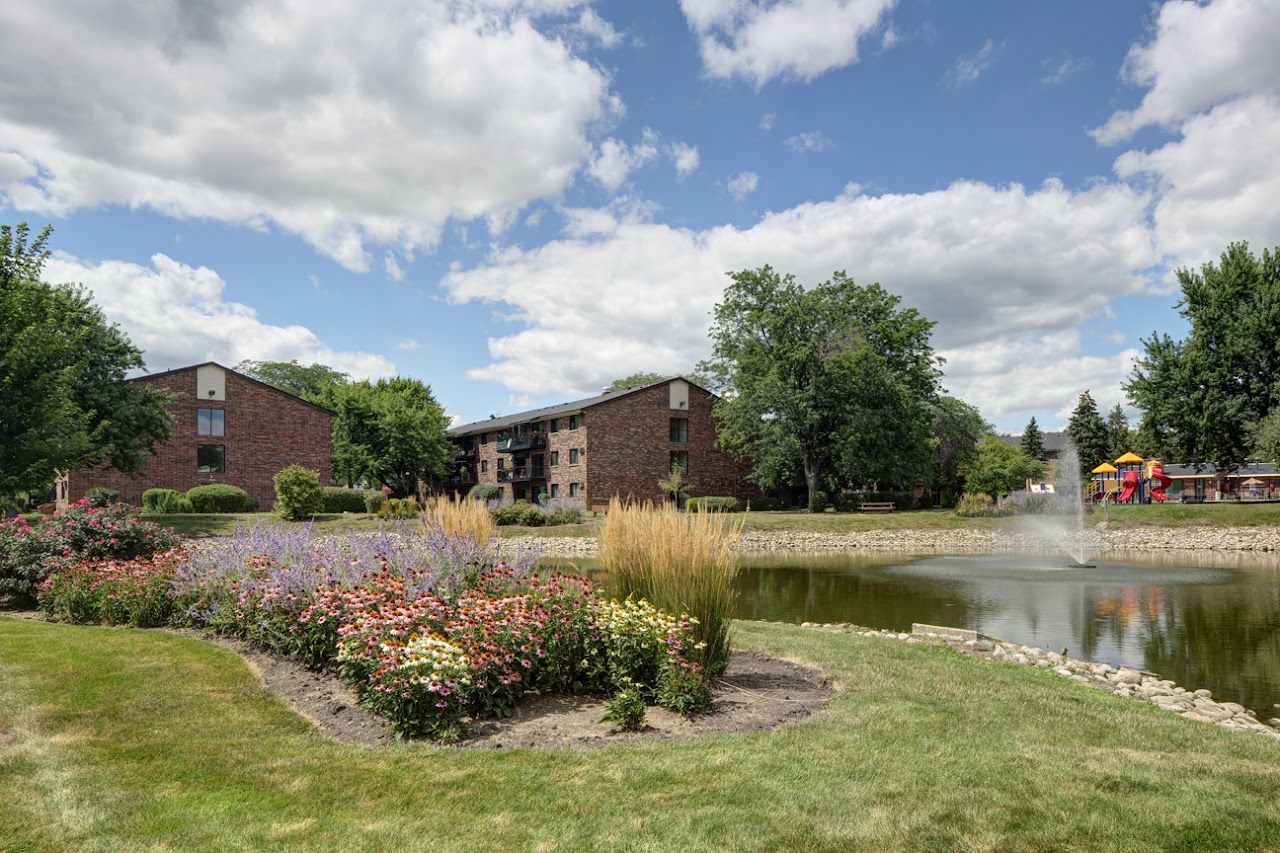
xmin=2 ymin=0 xmax=1278 ymax=432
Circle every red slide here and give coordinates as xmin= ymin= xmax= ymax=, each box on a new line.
xmin=1149 ymin=464 xmax=1172 ymax=502
xmin=1116 ymin=470 xmax=1139 ymax=503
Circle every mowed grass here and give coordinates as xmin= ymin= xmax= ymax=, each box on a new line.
xmin=129 ymin=501 xmax=1280 ymax=542
xmin=3 ymin=617 xmax=1280 ymax=851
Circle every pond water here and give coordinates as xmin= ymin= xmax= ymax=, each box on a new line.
xmin=550 ymin=550 xmax=1280 ymax=716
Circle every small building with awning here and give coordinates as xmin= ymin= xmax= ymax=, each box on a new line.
xmin=1159 ymin=462 xmax=1280 ymax=502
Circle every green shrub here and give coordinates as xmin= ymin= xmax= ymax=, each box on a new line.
xmin=686 ymin=496 xmax=742 ymax=512
xmin=657 ymin=664 xmax=713 ymax=716
xmin=186 ymin=484 xmax=252 ymax=513
xmin=82 ymin=487 xmax=119 ymax=508
xmin=378 ymin=497 xmax=419 ymax=519
xmin=955 ymin=492 xmax=1008 ymax=518
xmin=142 ymin=488 xmax=194 ymax=513
xmin=272 ymin=466 xmax=323 ymax=520
xmin=363 ymin=490 xmax=388 ymax=515
xmin=746 ymin=496 xmax=781 ymax=511
xmin=321 ymin=487 xmax=373 ymax=514
xmin=547 ymin=507 xmax=583 ymax=526
xmin=489 ymin=505 xmax=523 ymax=526
xmin=600 ymin=685 xmax=647 ymax=732
xmin=468 ymin=483 xmax=501 ymax=501
xmin=809 ymin=491 xmax=829 ymax=512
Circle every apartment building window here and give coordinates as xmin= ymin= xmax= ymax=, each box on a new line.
xmin=197 ymin=445 xmax=225 ymax=474
xmin=569 ymin=483 xmax=581 ymax=498
xmin=197 ymin=408 xmax=225 ymax=437
xmin=670 ymin=450 xmax=689 ymax=475
xmin=497 ymin=458 xmax=505 ymax=471
xmin=481 ymin=459 xmax=488 ymax=474
xmin=480 ymin=432 xmax=488 ymax=445
xmin=550 ymin=450 xmax=559 ymax=466
xmin=569 ymin=448 xmax=580 ymax=465
xmin=550 ymin=419 xmax=559 ymax=432
xmin=569 ymin=414 xmax=581 ymax=430
xmin=550 ymin=484 xmax=560 ymax=498
xmin=670 ymin=417 xmax=688 ymax=443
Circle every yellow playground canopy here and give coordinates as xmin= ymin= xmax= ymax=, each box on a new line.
xmin=1091 ymin=462 xmax=1118 ymax=474
xmin=1114 ymin=452 xmax=1145 ymax=464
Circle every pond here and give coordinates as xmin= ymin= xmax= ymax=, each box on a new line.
xmin=550 ymin=550 xmax=1280 ymax=717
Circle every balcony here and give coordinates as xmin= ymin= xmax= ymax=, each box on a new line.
xmin=453 ymin=466 xmax=477 ymax=484
xmin=498 ymin=467 xmax=546 ymax=483
xmin=451 ymin=445 xmax=477 ymax=460
xmin=497 ymin=432 xmax=546 ymax=453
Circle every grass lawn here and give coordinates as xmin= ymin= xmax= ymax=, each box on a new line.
xmin=129 ymin=502 xmax=1280 ymax=542
xmin=3 ymin=617 xmax=1280 ymax=850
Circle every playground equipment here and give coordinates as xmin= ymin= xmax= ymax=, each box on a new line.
xmin=1147 ymin=461 xmax=1172 ymax=503
xmin=1088 ymin=462 xmax=1118 ymax=502
xmin=1113 ymin=452 xmax=1146 ymax=503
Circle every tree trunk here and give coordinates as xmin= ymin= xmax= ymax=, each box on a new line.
xmin=803 ymin=455 xmax=821 ymax=512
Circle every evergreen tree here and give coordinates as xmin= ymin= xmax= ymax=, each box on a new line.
xmin=1020 ymin=416 xmax=1045 ymax=462
xmin=1105 ymin=404 xmax=1133 ymax=459
xmin=1066 ymin=391 xmax=1110 ymax=470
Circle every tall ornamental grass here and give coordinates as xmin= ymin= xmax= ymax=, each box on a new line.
xmin=422 ymin=495 xmax=496 ymax=547
xmin=599 ymin=498 xmax=742 ymax=675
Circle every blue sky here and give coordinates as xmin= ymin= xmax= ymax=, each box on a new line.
xmin=3 ymin=0 xmax=1278 ymax=431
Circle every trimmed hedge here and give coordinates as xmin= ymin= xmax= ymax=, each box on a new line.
xmin=83 ymin=487 xmax=119 ymax=508
xmin=321 ymin=487 xmax=378 ymax=514
xmin=468 ymin=483 xmax=501 ymax=501
xmin=142 ymin=488 xmax=194 ymax=514
xmin=490 ymin=502 xmax=583 ymax=527
xmin=685 ymin=496 xmax=742 ymax=512
xmin=364 ymin=491 xmax=388 ymax=515
xmin=186 ymin=484 xmax=253 ymax=513
xmin=274 ymin=466 xmax=323 ymax=520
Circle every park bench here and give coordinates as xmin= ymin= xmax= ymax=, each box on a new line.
xmin=858 ymin=501 xmax=896 ymax=512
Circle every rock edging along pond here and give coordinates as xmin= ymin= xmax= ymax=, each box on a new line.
xmin=502 ymin=525 xmax=1280 ymax=558
xmin=794 ymin=620 xmax=1280 ymax=740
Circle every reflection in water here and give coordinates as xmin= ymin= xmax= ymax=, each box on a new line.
xmin=546 ymin=551 xmax=1280 ymax=716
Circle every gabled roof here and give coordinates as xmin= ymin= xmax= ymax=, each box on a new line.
xmin=449 ymin=377 xmax=697 ymax=438
xmin=1162 ymin=462 xmax=1279 ymax=478
xmin=128 ymin=361 xmax=336 ymax=416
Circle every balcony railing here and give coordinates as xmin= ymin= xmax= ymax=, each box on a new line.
xmin=453 ymin=467 xmax=477 ymax=483
xmin=451 ymin=445 xmax=477 ymax=459
xmin=497 ymin=433 xmax=546 ymax=453
xmin=498 ymin=467 xmax=546 ymax=483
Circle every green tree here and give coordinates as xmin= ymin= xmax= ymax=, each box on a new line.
xmin=1105 ymin=404 xmax=1133 ymax=459
xmin=1126 ymin=242 xmax=1280 ymax=468
xmin=1020 ymin=416 xmax=1045 ymax=462
xmin=961 ymin=437 xmax=1043 ymax=498
xmin=235 ymin=359 xmax=349 ymax=401
xmin=1066 ymin=391 xmax=1110 ymax=471
xmin=0 ymin=223 xmax=172 ymax=500
xmin=317 ymin=378 xmax=451 ymax=496
xmin=657 ymin=462 xmax=690 ymax=504
xmin=1248 ymin=409 xmax=1280 ymax=463
xmin=932 ymin=397 xmax=992 ymax=506
xmin=605 ymin=371 xmax=713 ymax=392
xmin=701 ymin=267 xmax=941 ymax=509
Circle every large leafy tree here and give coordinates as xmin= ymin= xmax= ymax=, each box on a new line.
xmin=1105 ymin=404 xmax=1134 ymax=459
xmin=1126 ymin=242 xmax=1280 ymax=469
xmin=1066 ymin=391 xmax=1110 ymax=471
xmin=701 ymin=267 xmax=941 ymax=509
xmin=605 ymin=371 xmax=712 ymax=392
xmin=961 ymin=436 xmax=1043 ymax=498
xmin=0 ymin=223 xmax=172 ymax=501
xmin=1020 ymin=416 xmax=1045 ymax=462
xmin=932 ymin=397 xmax=992 ymax=506
xmin=236 ymin=359 xmax=349 ymax=400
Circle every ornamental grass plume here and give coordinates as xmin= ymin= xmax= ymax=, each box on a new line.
xmin=599 ymin=498 xmax=741 ymax=675
xmin=422 ymin=495 xmax=496 ymax=549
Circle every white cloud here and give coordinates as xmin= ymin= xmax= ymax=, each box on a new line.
xmin=0 ymin=0 xmax=614 ymax=271
xmin=395 ymin=338 xmax=422 ymax=351
xmin=939 ymin=332 xmax=1139 ymax=426
xmin=759 ymin=113 xmax=776 ymax=131
xmin=442 ymin=179 xmax=1157 ymax=398
xmin=1041 ymin=56 xmax=1089 ymax=86
xmin=44 ymin=252 xmax=396 ymax=379
xmin=727 ymin=171 xmax=759 ymax=200
xmin=1115 ymin=94 xmax=1280 ymax=269
xmin=947 ymin=38 xmax=996 ymax=87
xmin=786 ymin=131 xmax=832 ymax=152
xmin=1091 ymin=0 xmax=1280 ymax=144
xmin=569 ymin=8 xmax=622 ymax=48
xmin=587 ymin=134 xmax=660 ymax=191
xmin=668 ymin=143 xmax=701 ymax=179
xmin=384 ymin=253 xmax=405 ymax=282
xmin=680 ymin=0 xmax=898 ymax=86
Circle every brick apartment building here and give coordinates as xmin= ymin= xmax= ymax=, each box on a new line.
xmin=59 ymin=362 xmax=333 ymax=509
xmin=447 ymin=377 xmax=753 ymax=509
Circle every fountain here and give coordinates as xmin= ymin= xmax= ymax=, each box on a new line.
xmin=1012 ymin=439 xmax=1097 ymax=567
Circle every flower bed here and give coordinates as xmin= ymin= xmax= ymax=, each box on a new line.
xmin=36 ymin=523 xmax=710 ymax=740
